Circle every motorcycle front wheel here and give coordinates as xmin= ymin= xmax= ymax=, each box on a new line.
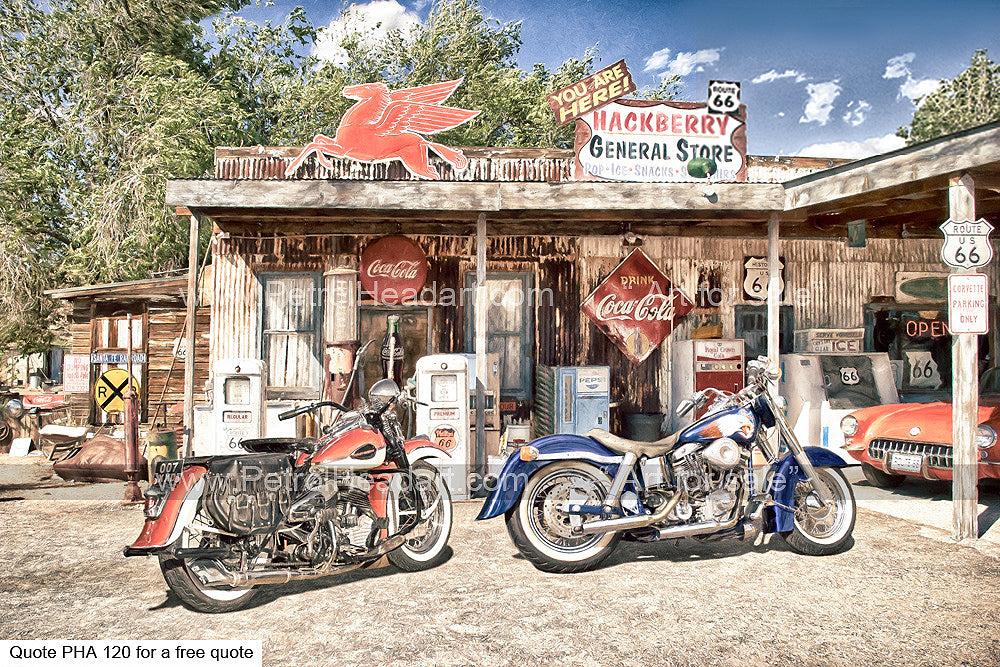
xmin=782 ymin=466 xmax=856 ymax=556
xmin=158 ymin=530 xmax=260 ymax=614
xmin=505 ymin=461 xmax=620 ymax=573
xmin=387 ymin=461 xmax=453 ymax=571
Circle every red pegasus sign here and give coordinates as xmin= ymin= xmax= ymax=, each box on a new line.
xmin=286 ymin=79 xmax=480 ymax=180
xmin=581 ymin=249 xmax=694 ymax=363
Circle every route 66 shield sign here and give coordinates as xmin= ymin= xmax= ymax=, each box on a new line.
xmin=939 ymin=218 xmax=994 ymax=270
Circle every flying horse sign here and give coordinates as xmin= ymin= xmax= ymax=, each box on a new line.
xmin=286 ymin=79 xmax=480 ymax=180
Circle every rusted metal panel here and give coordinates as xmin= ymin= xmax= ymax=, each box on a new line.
xmin=214 ymin=147 xmax=840 ymax=184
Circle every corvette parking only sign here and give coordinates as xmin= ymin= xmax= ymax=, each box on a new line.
xmin=948 ymin=273 xmax=989 ymax=334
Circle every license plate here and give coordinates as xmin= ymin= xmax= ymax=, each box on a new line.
xmin=153 ymin=459 xmax=184 ymax=490
xmin=890 ymin=452 xmax=922 ymax=473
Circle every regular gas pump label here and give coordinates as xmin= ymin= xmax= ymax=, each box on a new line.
xmin=1 ymin=641 xmax=262 ymax=667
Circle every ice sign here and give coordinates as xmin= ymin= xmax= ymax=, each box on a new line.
xmin=939 ymin=218 xmax=994 ymax=270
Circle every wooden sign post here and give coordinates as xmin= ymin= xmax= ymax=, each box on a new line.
xmin=947 ymin=175 xmax=979 ymax=541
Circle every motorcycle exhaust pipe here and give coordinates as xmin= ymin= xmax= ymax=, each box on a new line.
xmin=194 ymin=525 xmax=429 ymax=589
xmin=578 ymin=491 xmax=681 ymax=535
xmin=656 ymin=514 xmax=741 ymax=540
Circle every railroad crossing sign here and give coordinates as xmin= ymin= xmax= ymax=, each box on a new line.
xmin=94 ymin=368 xmax=140 ymax=413
xmin=939 ymin=218 xmax=994 ymax=270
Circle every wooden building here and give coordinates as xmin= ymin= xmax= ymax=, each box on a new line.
xmin=46 ymin=276 xmax=211 ymax=429
xmin=167 ymin=124 xmax=999 ymax=440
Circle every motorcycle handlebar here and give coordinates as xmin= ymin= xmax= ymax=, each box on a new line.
xmin=278 ymin=400 xmax=351 ymax=421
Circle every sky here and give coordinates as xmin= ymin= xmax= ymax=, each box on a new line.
xmin=235 ymin=0 xmax=1000 ymax=159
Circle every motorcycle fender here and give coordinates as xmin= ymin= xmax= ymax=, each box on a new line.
xmin=475 ymin=434 xmax=623 ymax=521
xmin=126 ymin=466 xmax=207 ymax=554
xmin=765 ymin=447 xmax=848 ymax=534
xmin=404 ymin=438 xmax=452 ymax=465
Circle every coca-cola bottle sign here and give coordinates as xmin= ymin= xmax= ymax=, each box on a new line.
xmin=581 ymin=249 xmax=694 ymax=363
xmin=360 ymin=235 xmax=428 ymax=304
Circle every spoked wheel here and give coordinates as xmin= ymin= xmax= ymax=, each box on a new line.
xmin=158 ymin=529 xmax=260 ymax=614
xmin=506 ymin=461 xmax=620 ymax=573
xmin=782 ymin=467 xmax=856 ymax=556
xmin=388 ymin=461 xmax=453 ymax=571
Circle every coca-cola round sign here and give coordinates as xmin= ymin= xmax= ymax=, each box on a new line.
xmin=360 ymin=235 xmax=428 ymax=304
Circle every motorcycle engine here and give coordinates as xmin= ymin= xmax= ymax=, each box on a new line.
xmin=668 ymin=439 xmax=746 ymax=523
xmin=334 ymin=476 xmax=380 ymax=552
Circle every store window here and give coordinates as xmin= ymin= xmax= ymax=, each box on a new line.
xmin=260 ymin=273 xmax=322 ymax=398
xmin=465 ymin=273 xmax=534 ymax=401
xmin=865 ymin=303 xmax=991 ymax=396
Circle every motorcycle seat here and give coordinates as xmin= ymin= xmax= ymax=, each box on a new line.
xmin=239 ymin=437 xmax=316 ymax=454
xmin=585 ymin=429 xmax=679 ymax=459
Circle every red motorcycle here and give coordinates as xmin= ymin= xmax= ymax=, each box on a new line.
xmin=124 ymin=342 xmax=453 ymax=613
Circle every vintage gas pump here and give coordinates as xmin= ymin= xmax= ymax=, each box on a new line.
xmin=414 ymin=354 xmax=470 ymax=500
xmin=204 ymin=358 xmax=266 ymax=456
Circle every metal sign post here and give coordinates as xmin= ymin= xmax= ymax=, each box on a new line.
xmin=122 ymin=314 xmax=142 ymax=504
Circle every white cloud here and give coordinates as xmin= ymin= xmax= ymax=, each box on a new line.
xmin=884 ymin=53 xmax=915 ymax=79
xmin=882 ymin=52 xmax=941 ymax=105
xmin=799 ymin=80 xmax=841 ymax=125
xmin=798 ymin=133 xmax=906 ymax=159
xmin=752 ymin=68 xmax=807 ymax=84
xmin=842 ymin=100 xmax=871 ymax=127
xmin=314 ymin=1 xmax=420 ymax=67
xmin=899 ymin=77 xmax=941 ymax=104
xmin=643 ymin=48 xmax=672 ymax=73
xmin=644 ymin=47 xmax=723 ymax=77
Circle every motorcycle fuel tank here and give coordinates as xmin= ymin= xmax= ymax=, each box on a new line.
xmin=677 ymin=405 xmax=759 ymax=446
xmin=311 ymin=428 xmax=387 ymax=470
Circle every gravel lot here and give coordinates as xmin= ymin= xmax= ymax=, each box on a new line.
xmin=2 ymin=479 xmax=1000 ymax=667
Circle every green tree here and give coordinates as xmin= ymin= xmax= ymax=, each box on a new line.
xmin=897 ymin=49 xmax=1000 ymax=144
xmin=0 ymin=0 xmax=242 ymax=352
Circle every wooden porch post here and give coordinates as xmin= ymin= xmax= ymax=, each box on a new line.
xmin=949 ymin=175 xmax=979 ymax=541
xmin=182 ymin=210 xmax=201 ymax=457
xmin=474 ymin=213 xmax=488 ymax=496
xmin=766 ymin=214 xmax=781 ymax=365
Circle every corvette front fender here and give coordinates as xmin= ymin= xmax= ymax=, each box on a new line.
xmin=475 ymin=434 xmax=624 ymax=520
xmin=765 ymin=446 xmax=850 ymax=534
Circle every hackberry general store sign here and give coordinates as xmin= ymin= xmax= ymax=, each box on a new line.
xmin=581 ymin=249 xmax=694 ymax=363
xmin=574 ymin=99 xmax=747 ymax=183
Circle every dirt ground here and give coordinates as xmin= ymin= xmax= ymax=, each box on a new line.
xmin=2 ymin=489 xmax=1000 ymax=667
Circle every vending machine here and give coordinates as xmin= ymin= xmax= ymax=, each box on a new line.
xmin=203 ymin=358 xmax=266 ymax=456
xmin=780 ymin=352 xmax=898 ymax=463
xmin=414 ymin=354 xmax=471 ymax=500
xmin=671 ymin=339 xmax=745 ymax=430
xmin=534 ymin=365 xmax=611 ymax=437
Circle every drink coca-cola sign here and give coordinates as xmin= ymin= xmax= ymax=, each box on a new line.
xmin=581 ymin=249 xmax=694 ymax=363
xmin=360 ymin=235 xmax=428 ymax=304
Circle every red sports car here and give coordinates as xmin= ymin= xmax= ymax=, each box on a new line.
xmin=841 ymin=390 xmax=1000 ymax=488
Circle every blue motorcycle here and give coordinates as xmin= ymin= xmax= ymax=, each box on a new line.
xmin=477 ymin=359 xmax=856 ymax=572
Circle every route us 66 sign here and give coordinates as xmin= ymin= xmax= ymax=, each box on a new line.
xmin=743 ymin=256 xmax=784 ymax=301
xmin=939 ymin=218 xmax=994 ymax=269
xmin=708 ymin=80 xmax=741 ymax=115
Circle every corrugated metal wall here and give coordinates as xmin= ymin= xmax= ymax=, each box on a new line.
xmin=212 ymin=232 xmax=999 ymax=417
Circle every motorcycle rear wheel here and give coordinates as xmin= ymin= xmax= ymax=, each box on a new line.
xmin=505 ymin=461 xmax=620 ymax=573
xmin=782 ymin=467 xmax=856 ymax=556
xmin=158 ymin=531 xmax=260 ymax=613
xmin=387 ymin=461 xmax=453 ymax=571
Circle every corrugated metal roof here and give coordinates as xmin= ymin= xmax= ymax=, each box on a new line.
xmin=212 ymin=146 xmax=845 ymax=184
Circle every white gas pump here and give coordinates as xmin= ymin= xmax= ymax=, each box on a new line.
xmin=203 ymin=358 xmax=266 ymax=456
xmin=414 ymin=354 xmax=470 ymax=500
xmin=780 ymin=352 xmax=898 ymax=463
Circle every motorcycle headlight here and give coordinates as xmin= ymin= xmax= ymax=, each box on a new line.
xmin=840 ymin=415 xmax=859 ymax=437
xmin=976 ymin=424 xmax=997 ymax=449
